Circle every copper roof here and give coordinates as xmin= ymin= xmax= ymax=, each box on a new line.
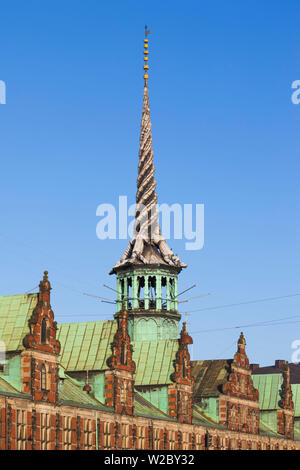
xmin=0 ymin=293 xmax=37 ymax=352
xmin=192 ymin=359 xmax=232 ymax=399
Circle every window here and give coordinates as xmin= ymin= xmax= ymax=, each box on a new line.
xmin=63 ymin=416 xmax=72 ymax=450
xmin=84 ymin=419 xmax=93 ymax=450
xmin=182 ymin=432 xmax=189 ymax=450
xmin=17 ymin=410 xmax=27 ymax=450
xmin=120 ymin=380 xmax=128 ymax=405
xmin=41 ymin=413 xmax=51 ymax=450
xmin=195 ymin=434 xmax=202 ymax=450
xmin=121 ymin=423 xmax=130 ymax=449
xmin=169 ymin=278 xmax=175 ymax=309
xmin=41 ymin=317 xmax=48 ymax=344
xmin=137 ymin=276 xmax=145 ymax=308
xmin=137 ymin=426 xmax=146 ymax=449
xmin=169 ymin=430 xmax=176 ymax=450
xmin=127 ymin=278 xmax=132 ymax=310
xmin=154 ymin=428 xmax=161 ymax=450
xmin=103 ymin=422 xmax=112 ymax=449
xmin=41 ymin=364 xmax=47 ymax=390
xmin=121 ymin=342 xmax=128 ymax=365
xmin=148 ymin=277 xmax=156 ymax=309
xmin=161 ymin=277 xmax=167 ymax=310
xmin=182 ymin=393 xmax=189 ymax=414
xmin=183 ymin=358 xmax=188 ymax=379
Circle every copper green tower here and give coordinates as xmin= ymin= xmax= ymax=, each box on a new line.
xmin=110 ymin=30 xmax=186 ymax=342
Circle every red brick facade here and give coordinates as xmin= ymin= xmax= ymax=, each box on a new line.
xmin=278 ymin=364 xmax=294 ymax=439
xmin=0 ymin=398 xmax=298 ymax=450
xmin=0 ymin=275 xmax=299 ymax=450
xmin=105 ymin=307 xmax=136 ymax=415
xmin=220 ymin=332 xmax=259 ymax=433
xmin=168 ymin=322 xmax=194 ymax=424
xmin=21 ymin=271 xmax=60 ymax=403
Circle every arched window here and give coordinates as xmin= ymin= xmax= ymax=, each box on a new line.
xmin=137 ymin=276 xmax=145 ymax=308
xmin=148 ymin=277 xmax=156 ymax=309
xmin=41 ymin=364 xmax=47 ymax=390
xmin=41 ymin=317 xmax=48 ymax=344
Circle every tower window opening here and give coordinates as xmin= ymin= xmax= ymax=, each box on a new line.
xmin=120 ymin=279 xmax=125 ymax=301
xmin=161 ymin=277 xmax=167 ymax=310
xmin=137 ymin=276 xmax=145 ymax=308
xmin=169 ymin=278 xmax=175 ymax=309
xmin=127 ymin=277 xmax=132 ymax=310
xmin=148 ymin=276 xmax=156 ymax=309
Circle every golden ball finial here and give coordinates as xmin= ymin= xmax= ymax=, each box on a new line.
xmin=143 ymin=26 xmax=150 ymax=85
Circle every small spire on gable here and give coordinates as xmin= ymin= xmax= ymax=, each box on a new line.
xmin=280 ymin=363 xmax=294 ymax=410
xmin=39 ymin=270 xmax=51 ymax=293
xmin=107 ymin=305 xmax=135 ymax=374
xmin=237 ymin=331 xmax=246 ymax=353
xmin=180 ymin=321 xmax=193 ymax=346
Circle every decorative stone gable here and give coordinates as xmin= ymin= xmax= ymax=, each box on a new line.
xmin=279 ymin=364 xmax=294 ymax=410
xmin=168 ymin=322 xmax=194 ymax=424
xmin=105 ymin=306 xmax=135 ymax=415
xmin=278 ymin=364 xmax=294 ymax=439
xmin=220 ymin=332 xmax=259 ymax=433
xmin=21 ymin=271 xmax=60 ymax=403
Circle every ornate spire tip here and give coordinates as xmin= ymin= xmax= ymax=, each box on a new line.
xmin=143 ymin=25 xmax=150 ymax=85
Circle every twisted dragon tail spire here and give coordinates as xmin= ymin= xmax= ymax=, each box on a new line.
xmin=135 ymin=84 xmax=159 ymax=242
xmin=110 ymin=29 xmax=186 ymax=273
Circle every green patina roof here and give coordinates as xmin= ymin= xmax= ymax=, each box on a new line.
xmin=0 ymin=293 xmax=179 ymax=387
xmin=0 ymin=376 xmax=20 ymax=394
xmin=192 ymin=359 xmax=232 ymax=398
xmin=292 ymin=384 xmax=300 ymax=417
xmin=59 ymin=375 xmax=112 ymax=411
xmin=0 ymin=293 xmax=37 ymax=352
xmin=252 ymin=374 xmax=282 ymax=410
xmin=57 ymin=320 xmax=178 ymax=386
xmin=57 ymin=320 xmax=117 ymax=371
xmin=259 ymin=420 xmax=283 ymax=438
xmin=193 ymin=404 xmax=226 ymax=429
xmin=134 ymin=392 xmax=173 ymax=420
xmin=133 ymin=340 xmax=178 ymax=386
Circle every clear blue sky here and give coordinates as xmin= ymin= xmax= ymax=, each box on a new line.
xmin=1 ymin=0 xmax=300 ymax=365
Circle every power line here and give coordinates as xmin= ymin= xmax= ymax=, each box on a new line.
xmin=191 ymin=313 xmax=300 ymax=335
xmin=182 ymin=293 xmax=300 ymax=314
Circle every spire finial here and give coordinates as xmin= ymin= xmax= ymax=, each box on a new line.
xmin=144 ymin=25 xmax=150 ymax=86
xmin=39 ymin=270 xmax=51 ymax=294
